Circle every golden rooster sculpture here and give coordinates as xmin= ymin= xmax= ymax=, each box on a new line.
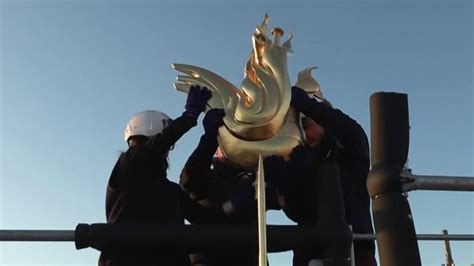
xmin=173 ymin=15 xmax=322 ymax=169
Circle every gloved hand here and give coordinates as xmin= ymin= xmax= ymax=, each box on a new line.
xmin=184 ymin=85 xmax=212 ymax=118
xmin=291 ymin=86 xmax=313 ymax=114
xmin=287 ymin=145 xmax=317 ymax=178
xmin=203 ymin=108 xmax=225 ymax=138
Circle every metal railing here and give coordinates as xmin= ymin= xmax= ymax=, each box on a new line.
xmin=401 ymin=171 xmax=474 ymax=192
xmin=368 ymin=92 xmax=473 ymax=266
xmin=1 ymin=92 xmax=472 ymax=265
xmin=1 ymin=229 xmax=473 ymax=242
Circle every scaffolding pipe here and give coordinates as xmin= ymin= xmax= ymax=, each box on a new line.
xmin=1 ymin=229 xmax=473 ymax=242
xmin=402 ymin=174 xmax=474 ymax=192
xmin=0 ymin=230 xmax=74 ymax=241
xmin=368 ymin=92 xmax=422 ymax=266
xmin=352 ymin=234 xmax=474 ymax=241
xmin=74 ymin=223 xmax=352 ymax=253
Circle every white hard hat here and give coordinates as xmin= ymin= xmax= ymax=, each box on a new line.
xmin=124 ymin=110 xmax=172 ymax=142
xmin=295 ymin=67 xmax=324 ymax=100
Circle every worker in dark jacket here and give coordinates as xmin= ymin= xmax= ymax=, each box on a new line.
xmin=179 ymin=108 xmax=280 ymax=266
xmin=99 ymin=86 xmax=229 ymax=266
xmin=265 ymin=86 xmax=376 ymax=266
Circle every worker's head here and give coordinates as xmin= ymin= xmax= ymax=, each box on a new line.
xmin=124 ymin=110 xmax=172 ymax=147
xmin=215 ymin=146 xmax=231 ymax=165
xmin=301 ymin=115 xmax=325 ymax=146
xmin=300 ymin=96 xmax=333 ymax=146
xmin=121 ymin=110 xmax=173 ymax=173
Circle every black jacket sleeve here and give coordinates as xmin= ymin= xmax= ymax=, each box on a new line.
xmin=147 ymin=113 xmax=198 ymax=156
xmin=179 ymin=187 xmax=229 ymax=224
xmin=179 ymin=134 xmax=218 ymax=197
xmin=301 ymin=100 xmax=370 ymax=209
xmin=116 ymin=113 xmax=197 ymax=190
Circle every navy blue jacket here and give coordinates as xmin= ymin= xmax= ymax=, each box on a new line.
xmin=180 ymin=134 xmax=281 ymax=265
xmin=298 ymin=100 xmax=375 ymax=258
xmin=99 ymin=114 xmax=227 ymax=266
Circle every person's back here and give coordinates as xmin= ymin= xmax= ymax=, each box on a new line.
xmin=102 ymin=164 xmax=191 ymax=265
xmin=290 ymin=86 xmax=376 ymax=265
xmin=180 ymin=109 xmax=280 ymax=266
xmin=99 ymin=86 xmax=213 ymax=266
xmin=180 ymin=142 xmax=259 ymax=265
xmin=264 ymin=135 xmax=350 ymax=265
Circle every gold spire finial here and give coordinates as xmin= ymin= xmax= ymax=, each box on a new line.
xmin=173 ymin=14 xmax=307 ymax=169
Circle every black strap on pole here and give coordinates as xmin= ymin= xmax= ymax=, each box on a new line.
xmin=368 ymin=92 xmax=422 ymax=266
xmin=75 ymin=223 xmax=352 ymax=254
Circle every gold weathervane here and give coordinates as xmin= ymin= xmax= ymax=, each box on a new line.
xmin=173 ymin=14 xmax=322 ymax=169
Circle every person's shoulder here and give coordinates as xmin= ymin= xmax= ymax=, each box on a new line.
xmin=126 ymin=143 xmax=153 ymax=157
xmin=168 ymin=181 xmax=189 ymax=200
xmin=165 ymin=180 xmax=183 ymax=191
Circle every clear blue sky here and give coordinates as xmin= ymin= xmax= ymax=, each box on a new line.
xmin=0 ymin=1 xmax=472 ymax=265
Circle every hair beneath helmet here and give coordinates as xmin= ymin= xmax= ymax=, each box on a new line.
xmin=124 ymin=110 xmax=172 ymax=143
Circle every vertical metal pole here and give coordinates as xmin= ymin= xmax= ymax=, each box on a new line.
xmin=257 ymin=154 xmax=267 ymax=266
xmin=349 ymin=225 xmax=356 ymax=266
xmin=443 ymin=229 xmax=455 ymax=266
xmin=368 ymin=92 xmax=421 ymax=266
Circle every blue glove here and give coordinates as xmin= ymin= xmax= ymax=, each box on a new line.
xmin=203 ymin=108 xmax=225 ymax=138
xmin=184 ymin=85 xmax=212 ymax=118
xmin=291 ymin=86 xmax=313 ymax=114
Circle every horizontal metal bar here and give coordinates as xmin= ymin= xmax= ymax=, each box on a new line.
xmin=401 ymin=173 xmax=474 ymax=192
xmin=1 ymin=230 xmax=473 ymax=242
xmin=0 ymin=230 xmax=74 ymax=241
xmin=353 ymin=234 xmax=474 ymax=241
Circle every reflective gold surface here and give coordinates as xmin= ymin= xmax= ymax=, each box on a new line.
xmin=256 ymin=155 xmax=267 ymax=266
xmin=173 ymin=15 xmax=323 ymax=169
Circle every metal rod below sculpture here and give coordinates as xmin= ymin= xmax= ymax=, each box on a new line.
xmin=256 ymin=155 xmax=267 ymax=266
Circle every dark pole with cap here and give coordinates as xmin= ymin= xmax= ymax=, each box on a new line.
xmin=367 ymin=92 xmax=421 ymax=265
